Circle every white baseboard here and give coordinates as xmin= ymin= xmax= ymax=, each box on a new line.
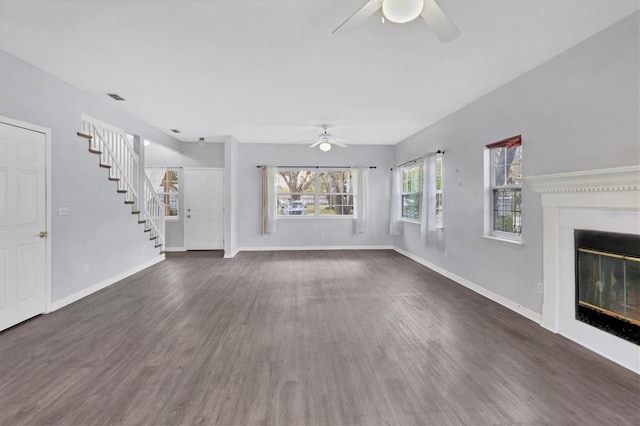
xmin=237 ymin=245 xmax=393 ymax=252
xmin=47 ymin=255 xmax=165 ymax=312
xmin=164 ymin=246 xmax=186 ymax=252
xmin=393 ymin=247 xmax=542 ymax=324
xmin=224 ymin=248 xmax=240 ymax=259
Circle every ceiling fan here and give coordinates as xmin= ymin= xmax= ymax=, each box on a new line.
xmin=297 ymin=126 xmax=351 ymax=152
xmin=333 ymin=0 xmax=460 ymax=43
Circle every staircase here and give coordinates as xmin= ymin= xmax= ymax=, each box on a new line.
xmin=77 ymin=116 xmax=165 ymax=252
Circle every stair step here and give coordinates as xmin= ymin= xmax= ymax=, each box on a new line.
xmin=117 ymin=189 xmax=127 ymax=193
xmin=144 ymin=228 xmax=151 ymax=232
xmin=150 ymin=236 xmax=158 ymax=241
xmin=76 ymin=132 xmax=92 ymax=140
xmin=124 ymin=201 xmax=134 ymax=205
xmin=131 ymin=211 xmax=141 ymax=215
xmin=79 ymin=132 xmax=101 ymax=154
xmin=99 ymin=164 xmax=112 ymax=169
xmin=138 ymin=220 xmax=147 ymax=224
xmin=108 ymin=177 xmax=120 ymax=181
xmin=159 ymin=251 xmax=165 ymax=254
xmin=155 ymin=244 xmax=162 ymax=248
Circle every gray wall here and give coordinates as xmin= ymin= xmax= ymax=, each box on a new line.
xmin=145 ymin=141 xmax=225 ymax=168
xmin=145 ymin=141 xmax=225 ymax=248
xmin=0 ymin=50 xmax=182 ymax=302
xmin=392 ymin=13 xmax=639 ymax=314
xmin=1 ymin=11 xmax=636 ymax=312
xmin=237 ymin=143 xmax=394 ymax=249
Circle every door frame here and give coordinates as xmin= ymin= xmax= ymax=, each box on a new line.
xmin=182 ymin=167 xmax=225 ymax=250
xmin=1 ymin=115 xmax=52 ymax=314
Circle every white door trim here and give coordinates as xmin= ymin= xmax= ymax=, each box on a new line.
xmin=183 ymin=167 xmax=225 ymax=250
xmin=0 ymin=115 xmax=52 ymax=314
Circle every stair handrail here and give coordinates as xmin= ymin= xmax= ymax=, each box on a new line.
xmin=85 ymin=122 xmax=139 ymax=201
xmin=81 ymin=114 xmax=138 ymax=155
xmin=143 ymin=173 xmax=166 ymax=251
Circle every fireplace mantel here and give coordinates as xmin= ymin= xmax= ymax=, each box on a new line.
xmin=523 ymin=165 xmax=640 ymax=373
xmin=525 ymin=165 xmax=640 ymax=193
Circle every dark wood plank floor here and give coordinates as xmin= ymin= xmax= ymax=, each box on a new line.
xmin=1 ymin=250 xmax=638 ymax=425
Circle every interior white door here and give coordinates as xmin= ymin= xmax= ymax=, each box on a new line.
xmin=185 ymin=168 xmax=224 ymax=250
xmin=0 ymin=122 xmax=47 ymax=331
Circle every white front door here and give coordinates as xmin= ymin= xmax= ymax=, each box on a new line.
xmin=0 ymin=122 xmax=47 ymax=331
xmin=185 ymin=168 xmax=224 ymax=250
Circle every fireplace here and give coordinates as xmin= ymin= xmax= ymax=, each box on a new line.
xmin=524 ymin=165 xmax=640 ymax=372
xmin=575 ymin=230 xmax=640 ymax=345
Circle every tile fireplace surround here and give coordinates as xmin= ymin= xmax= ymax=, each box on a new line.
xmin=525 ymin=166 xmax=640 ymax=373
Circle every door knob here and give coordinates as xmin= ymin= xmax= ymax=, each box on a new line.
xmin=39 ymin=231 xmax=48 ymax=238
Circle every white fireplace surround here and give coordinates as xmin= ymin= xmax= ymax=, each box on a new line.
xmin=524 ymin=166 xmax=640 ymax=373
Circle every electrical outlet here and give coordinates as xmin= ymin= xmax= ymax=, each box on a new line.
xmin=537 ymin=282 xmax=543 ymax=294
xmin=58 ymin=206 xmax=71 ymax=216
xmin=84 ymin=263 xmax=89 ymax=273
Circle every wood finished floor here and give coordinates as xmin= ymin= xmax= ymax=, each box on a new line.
xmin=1 ymin=250 xmax=638 ymax=426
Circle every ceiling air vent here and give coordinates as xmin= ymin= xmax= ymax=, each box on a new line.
xmin=107 ymin=93 xmax=125 ymax=101
xmin=170 ymin=129 xmax=181 ymax=134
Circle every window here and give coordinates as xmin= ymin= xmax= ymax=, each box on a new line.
xmin=435 ymin=156 xmax=443 ymax=228
xmin=157 ymin=168 xmax=179 ymax=218
xmin=487 ymin=136 xmax=522 ymax=239
xmin=318 ymin=170 xmax=353 ymax=215
xmin=276 ymin=169 xmax=353 ymax=217
xmin=402 ymin=165 xmax=422 ymax=221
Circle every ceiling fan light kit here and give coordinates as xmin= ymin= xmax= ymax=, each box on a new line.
xmin=382 ymin=0 xmax=424 ymax=24
xmin=334 ymin=0 xmax=460 ymax=43
xmin=319 ymin=141 xmax=332 ymax=152
xmin=295 ymin=125 xmax=351 ymax=151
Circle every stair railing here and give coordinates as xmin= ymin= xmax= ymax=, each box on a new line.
xmin=81 ymin=116 xmax=139 ymax=208
xmin=143 ymin=173 xmax=166 ymax=251
xmin=80 ymin=114 xmax=165 ymax=252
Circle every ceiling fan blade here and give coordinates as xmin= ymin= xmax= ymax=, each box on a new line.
xmin=421 ymin=0 xmax=460 ymax=43
xmin=288 ymin=140 xmax=315 ymax=144
xmin=332 ymin=141 xmax=349 ymax=148
xmin=333 ymin=0 xmax=382 ymax=34
xmin=332 ymin=138 xmax=354 ymax=143
xmin=309 ymin=140 xmax=322 ymax=148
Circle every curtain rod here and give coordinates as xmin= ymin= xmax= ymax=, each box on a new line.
xmin=391 ymin=150 xmax=444 ymax=170
xmin=256 ymin=165 xmax=377 ymax=169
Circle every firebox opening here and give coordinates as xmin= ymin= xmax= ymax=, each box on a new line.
xmin=575 ymin=230 xmax=640 ymax=345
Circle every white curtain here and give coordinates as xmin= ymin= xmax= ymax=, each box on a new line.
xmin=353 ymin=167 xmax=369 ymax=234
xmin=261 ymin=166 xmax=277 ymax=235
xmin=420 ymin=155 xmax=437 ymax=246
xmin=145 ymin=167 xmax=167 ymax=189
xmin=389 ymin=168 xmax=403 ymax=236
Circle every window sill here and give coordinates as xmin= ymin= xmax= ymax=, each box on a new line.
xmin=401 ymin=218 xmax=420 ymax=225
xmin=278 ymin=216 xmax=354 ymax=220
xmin=482 ymin=235 xmax=524 ymax=248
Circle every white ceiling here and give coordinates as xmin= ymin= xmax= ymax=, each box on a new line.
xmin=1 ymin=0 xmax=638 ymax=145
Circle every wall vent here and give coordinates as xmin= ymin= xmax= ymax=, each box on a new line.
xmin=107 ymin=93 xmax=125 ymax=101
xmin=170 ymin=129 xmax=181 ymax=133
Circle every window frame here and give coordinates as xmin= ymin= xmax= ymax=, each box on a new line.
xmin=401 ymin=164 xmax=423 ymax=223
xmin=158 ymin=167 xmax=180 ymax=221
xmin=485 ymin=136 xmax=522 ymax=242
xmin=276 ymin=168 xmax=354 ymax=219
xmin=435 ymin=155 xmax=443 ymax=229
